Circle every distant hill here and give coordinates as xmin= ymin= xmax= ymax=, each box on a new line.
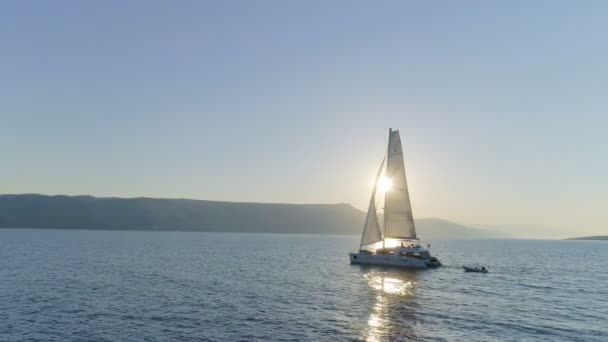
xmin=415 ymin=218 xmax=507 ymax=239
xmin=0 ymin=194 xmax=364 ymax=234
xmin=472 ymin=224 xmax=577 ymax=240
xmin=565 ymin=236 xmax=608 ymax=241
xmin=0 ymin=194 xmax=505 ymax=238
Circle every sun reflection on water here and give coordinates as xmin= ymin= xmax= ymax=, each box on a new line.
xmin=362 ymin=271 xmax=417 ymax=342
xmin=366 ymin=275 xmax=415 ymax=296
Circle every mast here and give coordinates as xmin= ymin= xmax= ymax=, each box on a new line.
xmin=382 ymin=128 xmax=391 ymax=249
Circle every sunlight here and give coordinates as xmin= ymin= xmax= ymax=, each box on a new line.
xmin=382 ymin=238 xmax=402 ymax=249
xmin=366 ymin=295 xmax=387 ymax=342
xmin=366 ymin=275 xmax=415 ymax=296
xmin=363 ymin=272 xmax=417 ymax=341
xmin=378 ymin=176 xmax=392 ymax=193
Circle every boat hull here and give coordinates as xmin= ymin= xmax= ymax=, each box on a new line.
xmin=349 ymin=252 xmax=440 ymax=269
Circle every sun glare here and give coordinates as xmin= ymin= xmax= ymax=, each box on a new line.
xmin=378 ymin=176 xmax=392 ymax=192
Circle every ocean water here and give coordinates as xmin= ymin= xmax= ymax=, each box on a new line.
xmin=1 ymin=229 xmax=607 ymax=342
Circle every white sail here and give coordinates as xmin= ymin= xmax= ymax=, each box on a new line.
xmin=359 ymin=158 xmax=385 ymax=249
xmin=384 ymin=129 xmax=417 ymax=239
xmin=349 ymin=129 xmax=442 ymax=269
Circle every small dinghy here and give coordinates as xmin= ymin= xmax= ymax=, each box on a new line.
xmin=463 ymin=266 xmax=488 ymax=273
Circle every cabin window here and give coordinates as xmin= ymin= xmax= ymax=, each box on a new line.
xmin=353 ymin=255 xmax=357 ymax=259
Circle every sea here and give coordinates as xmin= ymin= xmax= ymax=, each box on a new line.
xmin=1 ymin=229 xmax=607 ymax=342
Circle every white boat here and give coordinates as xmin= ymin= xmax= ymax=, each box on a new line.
xmin=349 ymin=129 xmax=441 ymax=269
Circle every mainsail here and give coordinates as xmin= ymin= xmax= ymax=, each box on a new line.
xmin=359 ymin=157 xmax=385 ymax=249
xmin=384 ymin=129 xmax=417 ymax=239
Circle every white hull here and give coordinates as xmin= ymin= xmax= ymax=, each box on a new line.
xmin=349 ymin=248 xmax=441 ymax=269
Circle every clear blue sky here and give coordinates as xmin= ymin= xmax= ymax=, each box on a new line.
xmin=1 ymin=1 xmax=607 ymax=235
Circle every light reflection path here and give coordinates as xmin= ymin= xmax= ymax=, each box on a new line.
xmin=361 ymin=268 xmax=419 ymax=341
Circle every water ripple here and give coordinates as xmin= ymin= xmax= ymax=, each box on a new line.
xmin=0 ymin=230 xmax=607 ymax=341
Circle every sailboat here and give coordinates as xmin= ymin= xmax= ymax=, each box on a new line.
xmin=349 ymin=129 xmax=441 ymax=269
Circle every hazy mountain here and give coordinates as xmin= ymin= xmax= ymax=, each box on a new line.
xmin=471 ymin=224 xmax=578 ymax=240
xmin=415 ymin=218 xmax=508 ymax=239
xmin=0 ymin=194 xmax=505 ymax=238
xmin=565 ymin=236 xmax=608 ymax=241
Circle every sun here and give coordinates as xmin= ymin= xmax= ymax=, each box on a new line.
xmin=378 ymin=176 xmax=392 ymax=192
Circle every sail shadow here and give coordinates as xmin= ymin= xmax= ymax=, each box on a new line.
xmin=359 ymin=267 xmax=421 ymax=341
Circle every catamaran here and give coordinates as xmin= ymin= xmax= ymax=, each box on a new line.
xmin=349 ymin=129 xmax=441 ymax=269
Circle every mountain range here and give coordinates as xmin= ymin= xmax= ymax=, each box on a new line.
xmin=0 ymin=194 xmax=506 ymax=238
xmin=565 ymin=236 xmax=608 ymax=241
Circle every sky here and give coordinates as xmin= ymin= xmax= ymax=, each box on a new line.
xmin=1 ymin=1 xmax=607 ymax=236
